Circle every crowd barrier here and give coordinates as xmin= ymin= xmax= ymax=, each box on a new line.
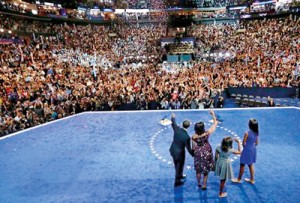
xmin=0 ymin=38 xmax=23 ymax=44
xmin=226 ymin=87 xmax=297 ymax=98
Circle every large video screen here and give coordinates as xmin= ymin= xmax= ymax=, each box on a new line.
xmin=168 ymin=14 xmax=193 ymax=27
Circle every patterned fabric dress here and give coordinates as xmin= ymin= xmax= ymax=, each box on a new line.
xmin=214 ymin=145 xmax=234 ymax=181
xmin=240 ymin=130 xmax=258 ymax=165
xmin=193 ymin=132 xmax=215 ymax=174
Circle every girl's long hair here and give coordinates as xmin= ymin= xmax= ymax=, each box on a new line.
xmin=249 ymin=118 xmax=259 ymax=134
xmin=221 ymin=136 xmax=233 ymax=152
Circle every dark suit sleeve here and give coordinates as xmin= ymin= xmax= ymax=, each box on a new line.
xmin=171 ymin=117 xmax=178 ymax=131
xmin=185 ymin=136 xmax=194 ymax=157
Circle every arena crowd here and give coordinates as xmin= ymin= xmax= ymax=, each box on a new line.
xmin=0 ymin=13 xmax=299 ymax=136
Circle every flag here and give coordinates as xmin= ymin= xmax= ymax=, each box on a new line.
xmin=93 ymin=52 xmax=97 ymax=78
xmin=295 ymin=62 xmax=299 ymax=76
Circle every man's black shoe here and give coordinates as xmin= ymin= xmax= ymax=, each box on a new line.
xmin=179 ymin=174 xmax=187 ymax=179
xmin=174 ymin=180 xmax=185 ymax=187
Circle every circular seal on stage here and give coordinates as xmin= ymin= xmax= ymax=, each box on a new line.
xmin=159 ymin=118 xmax=172 ymax=126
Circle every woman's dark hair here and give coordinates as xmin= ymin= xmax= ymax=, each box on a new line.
xmin=194 ymin=122 xmax=205 ymax=135
xmin=249 ymin=118 xmax=259 ymax=134
xmin=221 ymin=136 xmax=233 ymax=152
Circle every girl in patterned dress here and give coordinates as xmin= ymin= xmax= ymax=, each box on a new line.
xmin=232 ymin=118 xmax=259 ymax=184
xmin=215 ymin=137 xmax=241 ymax=198
xmin=192 ymin=110 xmax=218 ymax=189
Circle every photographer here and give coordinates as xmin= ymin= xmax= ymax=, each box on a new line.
xmin=267 ymin=96 xmax=275 ymax=107
xmin=216 ymin=96 xmax=224 ymax=108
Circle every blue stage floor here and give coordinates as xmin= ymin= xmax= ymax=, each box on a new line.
xmin=0 ymin=108 xmax=300 ymax=203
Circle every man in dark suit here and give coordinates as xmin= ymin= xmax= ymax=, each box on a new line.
xmin=169 ymin=113 xmax=194 ymax=186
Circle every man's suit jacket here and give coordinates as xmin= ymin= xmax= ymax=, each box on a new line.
xmin=169 ymin=117 xmax=194 ymax=161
